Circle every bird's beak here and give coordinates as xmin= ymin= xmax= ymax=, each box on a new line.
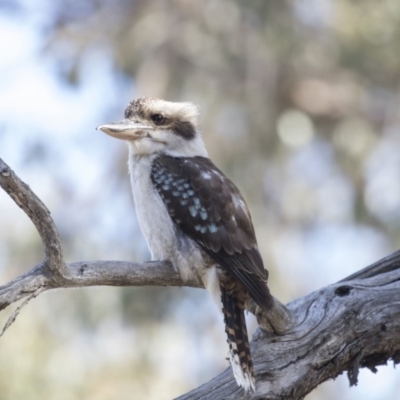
xmin=96 ymin=119 xmax=154 ymax=140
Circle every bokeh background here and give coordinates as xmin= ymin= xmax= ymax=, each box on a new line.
xmin=1 ymin=1 xmax=400 ymax=399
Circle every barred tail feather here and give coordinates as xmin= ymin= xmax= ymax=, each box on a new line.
xmin=220 ymin=285 xmax=255 ymax=392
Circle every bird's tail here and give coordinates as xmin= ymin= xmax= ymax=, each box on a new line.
xmin=220 ymin=285 xmax=255 ymax=392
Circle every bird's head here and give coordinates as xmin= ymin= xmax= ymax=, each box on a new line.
xmin=97 ymin=97 xmax=208 ymax=157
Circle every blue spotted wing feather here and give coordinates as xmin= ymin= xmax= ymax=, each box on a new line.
xmin=151 ymin=155 xmax=272 ymax=310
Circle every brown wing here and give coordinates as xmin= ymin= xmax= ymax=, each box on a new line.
xmin=151 ymin=155 xmax=271 ymax=310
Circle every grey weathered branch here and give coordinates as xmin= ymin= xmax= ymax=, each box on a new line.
xmin=0 ymin=158 xmax=65 ymax=279
xmin=1 ymin=156 xmax=400 ymax=400
xmin=0 ymin=158 xmax=192 ymax=306
xmin=0 ymin=158 xmax=192 ymax=316
xmin=178 ymin=249 xmax=400 ymax=399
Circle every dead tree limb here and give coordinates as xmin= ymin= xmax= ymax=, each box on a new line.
xmin=1 ymin=156 xmax=400 ymax=399
xmin=178 ymin=249 xmax=400 ymax=399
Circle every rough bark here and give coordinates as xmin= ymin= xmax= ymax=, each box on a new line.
xmin=178 ymin=250 xmax=400 ymax=399
xmin=1 ymin=156 xmax=400 ymax=399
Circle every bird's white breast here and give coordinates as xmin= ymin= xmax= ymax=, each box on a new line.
xmin=129 ymin=155 xmax=176 ymax=260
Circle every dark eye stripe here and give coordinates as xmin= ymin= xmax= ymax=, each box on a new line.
xmin=169 ymin=120 xmax=196 ymax=139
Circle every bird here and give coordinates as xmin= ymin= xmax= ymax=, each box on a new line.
xmin=97 ymin=97 xmax=273 ymax=392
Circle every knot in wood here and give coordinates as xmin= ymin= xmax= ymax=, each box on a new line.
xmin=0 ymin=167 xmax=10 ymax=177
xmin=335 ymin=285 xmax=352 ymax=297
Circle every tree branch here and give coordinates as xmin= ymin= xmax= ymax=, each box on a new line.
xmin=0 ymin=158 xmax=65 ymax=279
xmin=0 ymin=259 xmax=194 ymax=313
xmin=177 ymin=249 xmax=400 ymax=399
xmin=1 ymin=156 xmax=400 ymax=399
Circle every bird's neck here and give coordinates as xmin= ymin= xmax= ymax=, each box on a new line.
xmin=168 ymin=136 xmax=208 ymax=158
xmin=127 ymin=150 xmax=154 ymax=171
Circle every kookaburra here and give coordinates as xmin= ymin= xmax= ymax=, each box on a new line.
xmin=98 ymin=97 xmax=272 ymax=392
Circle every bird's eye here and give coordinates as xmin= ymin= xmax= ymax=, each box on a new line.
xmin=150 ymin=114 xmax=166 ymax=125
